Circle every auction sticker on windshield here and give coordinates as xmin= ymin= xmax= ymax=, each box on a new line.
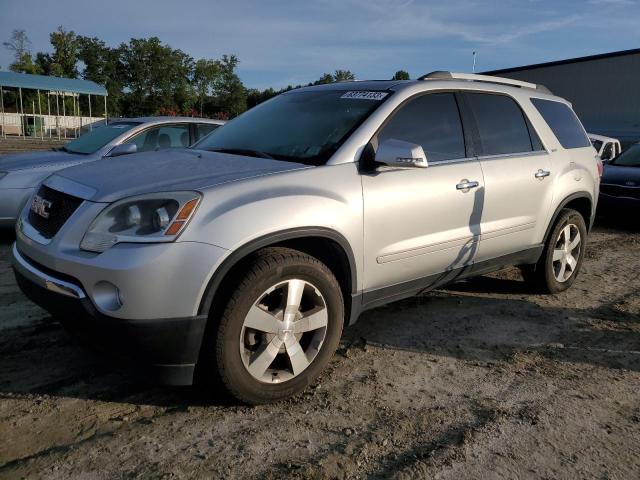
xmin=341 ymin=91 xmax=388 ymax=101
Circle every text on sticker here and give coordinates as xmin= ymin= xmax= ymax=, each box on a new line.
xmin=341 ymin=91 xmax=388 ymax=101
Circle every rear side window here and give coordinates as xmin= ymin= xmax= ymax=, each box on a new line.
xmin=531 ymin=98 xmax=590 ymax=149
xmin=377 ymin=93 xmax=466 ymax=162
xmin=466 ymin=93 xmax=535 ymax=156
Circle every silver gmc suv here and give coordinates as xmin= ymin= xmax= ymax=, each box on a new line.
xmin=12 ymin=72 xmax=600 ymax=404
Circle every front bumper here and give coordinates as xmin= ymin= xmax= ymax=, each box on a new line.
xmin=12 ymin=244 xmax=208 ymax=385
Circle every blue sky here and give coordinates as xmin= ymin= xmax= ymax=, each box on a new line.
xmin=1 ymin=0 xmax=639 ymax=89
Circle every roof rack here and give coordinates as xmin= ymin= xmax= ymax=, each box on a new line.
xmin=417 ymin=71 xmax=552 ymax=94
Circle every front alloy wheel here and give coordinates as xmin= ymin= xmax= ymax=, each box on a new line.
xmin=240 ymin=279 xmax=328 ymax=383
xmin=201 ymin=247 xmax=344 ymax=405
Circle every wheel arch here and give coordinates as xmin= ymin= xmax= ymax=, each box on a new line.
xmin=543 ymin=192 xmax=594 ymax=244
xmin=197 ymin=227 xmax=358 ymax=321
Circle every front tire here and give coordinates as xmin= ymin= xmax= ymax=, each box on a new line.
xmin=201 ymin=247 xmax=344 ymax=405
xmin=522 ymin=208 xmax=587 ymax=293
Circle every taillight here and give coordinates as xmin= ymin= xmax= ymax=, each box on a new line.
xmin=596 ymin=157 xmax=603 ymax=177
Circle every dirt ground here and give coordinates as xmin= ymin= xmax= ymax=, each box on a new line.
xmin=0 ymin=221 xmax=639 ymax=479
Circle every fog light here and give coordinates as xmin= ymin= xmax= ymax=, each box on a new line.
xmin=93 ymin=281 xmax=122 ymax=311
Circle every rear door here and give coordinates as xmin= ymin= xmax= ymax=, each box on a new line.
xmin=361 ymin=92 xmax=485 ymax=295
xmin=462 ymin=92 xmax=554 ymax=262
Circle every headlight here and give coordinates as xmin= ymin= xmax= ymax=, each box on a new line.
xmin=80 ymin=191 xmax=201 ymax=253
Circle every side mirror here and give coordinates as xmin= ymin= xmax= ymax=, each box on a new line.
xmin=375 ymin=138 xmax=428 ymax=168
xmin=108 ymin=143 xmax=137 ymax=157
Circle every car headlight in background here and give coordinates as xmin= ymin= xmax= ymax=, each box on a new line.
xmin=80 ymin=191 xmax=201 ymax=253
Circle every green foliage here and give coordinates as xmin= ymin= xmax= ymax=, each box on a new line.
xmin=119 ymin=37 xmax=195 ymax=116
xmin=10 ymin=52 xmax=40 ymax=75
xmin=333 ymin=69 xmax=355 ymax=82
xmin=49 ymin=26 xmax=79 ymax=78
xmin=392 ymin=70 xmax=410 ymax=80
xmin=76 ymin=36 xmax=125 ymax=116
xmin=2 ymin=28 xmax=366 ymax=118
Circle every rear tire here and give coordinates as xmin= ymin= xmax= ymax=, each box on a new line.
xmin=522 ymin=208 xmax=587 ymax=294
xmin=200 ymin=247 xmax=344 ymax=405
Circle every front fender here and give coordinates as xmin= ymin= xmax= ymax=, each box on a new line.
xmin=180 ymin=162 xmax=364 ymax=290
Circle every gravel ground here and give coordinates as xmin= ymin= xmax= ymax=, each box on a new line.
xmin=0 ymin=222 xmax=639 ymax=479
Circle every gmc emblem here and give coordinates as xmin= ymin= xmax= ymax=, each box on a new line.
xmin=31 ymin=195 xmax=53 ymax=219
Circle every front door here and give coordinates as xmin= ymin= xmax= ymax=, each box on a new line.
xmin=361 ymin=92 xmax=485 ymax=299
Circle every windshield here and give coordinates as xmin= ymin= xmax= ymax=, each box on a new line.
xmin=194 ymin=89 xmax=390 ymax=165
xmin=63 ymin=122 xmax=141 ymax=154
xmin=611 ymin=143 xmax=640 ymax=167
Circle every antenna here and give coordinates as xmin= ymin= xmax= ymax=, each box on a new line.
xmin=472 ymin=51 xmax=477 ymax=73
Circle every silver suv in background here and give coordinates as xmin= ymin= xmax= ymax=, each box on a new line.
xmin=0 ymin=117 xmax=224 ymax=227
xmin=12 ymin=73 xmax=599 ymax=404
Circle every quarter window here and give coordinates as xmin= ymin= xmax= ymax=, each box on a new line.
xmin=195 ymin=123 xmax=219 ymax=142
xmin=531 ymin=98 xmax=590 ymax=149
xmin=377 ymin=93 xmax=466 ymax=162
xmin=466 ymin=93 xmax=535 ymax=156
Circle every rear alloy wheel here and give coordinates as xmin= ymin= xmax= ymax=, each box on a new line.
xmin=202 ymin=247 xmax=344 ymax=405
xmin=551 ymin=223 xmax=581 ymax=283
xmin=522 ymin=208 xmax=587 ymax=293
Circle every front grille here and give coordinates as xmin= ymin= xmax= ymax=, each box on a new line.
xmin=600 ymin=183 xmax=640 ymax=200
xmin=28 ymin=185 xmax=83 ymax=239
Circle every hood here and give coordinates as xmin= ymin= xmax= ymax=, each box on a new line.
xmin=602 ymin=163 xmax=640 ymax=187
xmin=0 ymin=150 xmax=88 ymax=172
xmin=50 ymin=148 xmax=309 ymax=202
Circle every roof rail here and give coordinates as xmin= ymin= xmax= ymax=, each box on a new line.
xmin=417 ymin=71 xmax=552 ymax=94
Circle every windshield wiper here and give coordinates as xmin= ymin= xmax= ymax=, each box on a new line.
xmin=209 ymin=148 xmax=274 ymax=159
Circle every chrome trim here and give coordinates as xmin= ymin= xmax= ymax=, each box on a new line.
xmin=43 ymin=175 xmax=97 ymax=201
xmin=18 ymin=210 xmax=53 ymax=246
xmin=11 ymin=243 xmax=86 ymax=299
xmin=477 ymin=150 xmax=549 ymax=161
xmin=428 ymin=156 xmax=474 ymax=167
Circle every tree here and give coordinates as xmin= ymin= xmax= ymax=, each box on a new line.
xmin=333 ymin=69 xmax=355 ymax=82
xmin=392 ymin=70 xmax=410 ymax=80
xmin=313 ymin=70 xmax=355 ymax=85
xmin=34 ymin=52 xmax=53 ymax=75
xmin=212 ymin=54 xmax=246 ymax=117
xmin=193 ymin=59 xmax=220 ymax=116
xmin=49 ymin=26 xmax=79 ymax=78
xmin=9 ymin=52 xmax=40 ymax=74
xmin=120 ymin=37 xmax=195 ymax=116
xmin=3 ymin=29 xmax=31 ymax=62
xmin=315 ymin=73 xmax=335 ymax=85
xmin=76 ymin=36 xmax=125 ymax=116
xmin=3 ymin=29 xmax=40 ymax=74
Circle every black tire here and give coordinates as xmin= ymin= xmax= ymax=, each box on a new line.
xmin=200 ymin=247 xmax=344 ymax=405
xmin=522 ymin=208 xmax=588 ymax=294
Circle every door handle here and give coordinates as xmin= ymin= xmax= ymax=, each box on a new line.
xmin=456 ymin=179 xmax=479 ymax=192
xmin=535 ymin=169 xmax=551 ymax=180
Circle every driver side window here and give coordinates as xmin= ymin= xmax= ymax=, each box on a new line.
xmin=125 ymin=124 xmax=191 ymax=152
xmin=377 ymin=93 xmax=466 ymax=163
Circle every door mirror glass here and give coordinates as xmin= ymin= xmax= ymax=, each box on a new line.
xmin=375 ymin=138 xmax=428 ymax=168
xmin=108 ymin=143 xmax=137 ymax=157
